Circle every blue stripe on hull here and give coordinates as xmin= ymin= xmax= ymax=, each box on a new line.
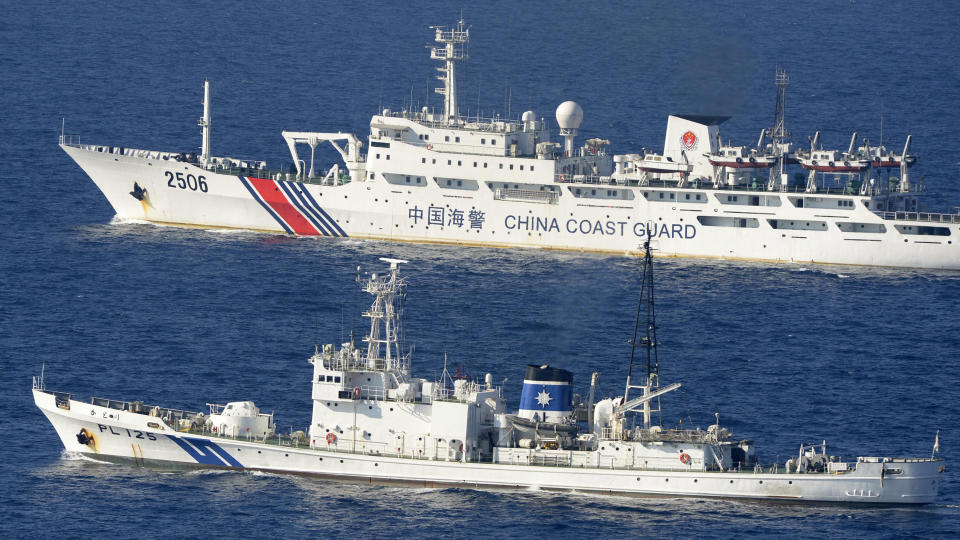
xmin=166 ymin=435 xmax=244 ymax=467
xmin=276 ymin=181 xmax=332 ymax=236
xmin=297 ymin=185 xmax=348 ymax=237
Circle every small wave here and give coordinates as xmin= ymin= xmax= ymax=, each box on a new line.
xmin=203 ymin=228 xmax=250 ymax=235
xmin=188 ymin=468 xmax=236 ymax=476
xmin=62 ymin=451 xmax=113 ymax=465
xmin=109 ymin=215 xmax=153 ymax=226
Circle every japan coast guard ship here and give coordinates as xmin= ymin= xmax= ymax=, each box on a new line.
xmin=34 ymin=252 xmax=945 ymax=503
xmin=59 ymin=19 xmax=960 ymax=270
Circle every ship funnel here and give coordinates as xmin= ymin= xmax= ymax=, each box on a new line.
xmin=517 ymin=364 xmax=572 ymax=423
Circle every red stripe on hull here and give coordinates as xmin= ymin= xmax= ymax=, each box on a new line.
xmin=708 ymin=160 xmax=775 ymax=169
xmin=800 ymin=165 xmax=870 ymax=173
xmin=246 ymin=177 xmax=321 ymax=236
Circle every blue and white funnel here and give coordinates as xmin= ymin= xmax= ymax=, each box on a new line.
xmin=518 ymin=364 xmax=573 ymax=423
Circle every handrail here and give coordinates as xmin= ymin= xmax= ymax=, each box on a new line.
xmin=873 ymin=211 xmax=960 ymax=223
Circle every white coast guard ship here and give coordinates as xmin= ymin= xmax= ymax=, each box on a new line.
xmin=60 ymin=20 xmax=960 ymax=269
xmin=34 ymin=253 xmax=944 ymax=503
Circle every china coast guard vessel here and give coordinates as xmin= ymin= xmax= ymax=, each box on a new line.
xmin=60 ymin=20 xmax=960 ymax=270
xmin=34 ymin=251 xmax=944 ymax=503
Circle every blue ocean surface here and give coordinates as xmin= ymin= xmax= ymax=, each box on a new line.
xmin=2 ymin=1 xmax=960 ymax=537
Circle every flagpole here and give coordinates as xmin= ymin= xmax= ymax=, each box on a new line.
xmin=932 ymin=429 xmax=940 ymax=459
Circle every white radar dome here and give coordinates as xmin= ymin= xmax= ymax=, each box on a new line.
xmin=555 ymin=101 xmax=583 ymax=130
xmin=521 ymin=110 xmax=535 ymax=122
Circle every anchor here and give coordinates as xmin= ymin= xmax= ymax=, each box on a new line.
xmin=129 ymin=182 xmax=147 ymax=201
xmin=76 ymin=427 xmax=94 ymax=446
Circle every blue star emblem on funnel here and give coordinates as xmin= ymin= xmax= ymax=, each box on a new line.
xmin=536 ymin=388 xmax=552 ymax=408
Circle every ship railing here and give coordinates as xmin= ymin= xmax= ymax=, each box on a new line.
xmin=873 ymin=211 xmax=960 ymax=223
xmin=88 ymin=396 xmax=205 ymax=427
xmin=34 ymin=384 xmax=73 ymax=410
xmin=555 ymin=174 xmax=612 ymax=185
xmin=858 ymin=456 xmax=942 ymax=463
xmin=357 ymin=385 xmax=386 ymax=401
xmin=377 ymin=108 xmax=526 ymax=133
xmin=595 ymin=175 xmax=927 ymax=197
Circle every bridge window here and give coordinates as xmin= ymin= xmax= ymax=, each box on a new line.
xmin=455 ymin=137 xmax=460 ymax=143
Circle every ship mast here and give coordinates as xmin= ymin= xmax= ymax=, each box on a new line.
xmin=430 ymin=18 xmax=469 ymax=124
xmin=623 ymin=241 xmax=661 ymax=428
xmin=361 ymin=258 xmax=409 ymax=373
xmin=199 ymin=78 xmax=211 ymax=167
xmin=768 ymin=67 xmax=789 ymax=192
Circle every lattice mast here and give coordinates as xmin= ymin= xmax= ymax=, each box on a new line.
xmin=623 ymin=241 xmax=661 ymax=428
xmin=362 ymin=258 xmax=409 ymax=373
xmin=430 ymin=18 xmax=469 ymax=124
xmin=768 ymin=68 xmax=790 ymax=191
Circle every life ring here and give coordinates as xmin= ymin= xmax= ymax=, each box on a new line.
xmin=425 ymin=143 xmax=433 ymax=150
xmin=843 ymin=161 xmax=850 ymax=167
xmin=558 ymin=174 xmax=566 ymax=182
xmin=680 ymin=452 xmax=691 ymax=464
xmin=811 ymin=160 xmax=818 ymax=166
xmin=353 ymin=387 xmax=361 ymax=400
xmin=326 ymin=432 xmax=337 ymax=444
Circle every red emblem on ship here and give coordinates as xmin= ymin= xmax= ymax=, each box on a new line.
xmin=681 ymin=130 xmax=697 ymax=150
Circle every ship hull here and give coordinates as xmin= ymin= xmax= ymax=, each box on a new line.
xmin=62 ymin=144 xmax=960 ymax=270
xmin=36 ymin=389 xmax=943 ymax=504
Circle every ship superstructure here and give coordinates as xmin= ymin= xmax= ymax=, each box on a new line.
xmin=34 ymin=255 xmax=945 ymax=503
xmin=59 ymin=20 xmax=960 ymax=269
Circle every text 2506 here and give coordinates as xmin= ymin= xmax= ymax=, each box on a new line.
xmin=165 ymin=171 xmax=208 ymax=192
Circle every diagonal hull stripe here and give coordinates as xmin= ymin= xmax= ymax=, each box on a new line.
xmin=277 ymin=181 xmax=332 ymax=236
xmin=239 ymin=176 xmax=293 ymax=234
xmin=282 ymin=181 xmax=341 ymax=238
xmin=298 ymin=186 xmax=348 ymax=237
xmin=247 ymin=177 xmax=320 ymax=236
xmin=167 ymin=435 xmax=244 ymax=467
